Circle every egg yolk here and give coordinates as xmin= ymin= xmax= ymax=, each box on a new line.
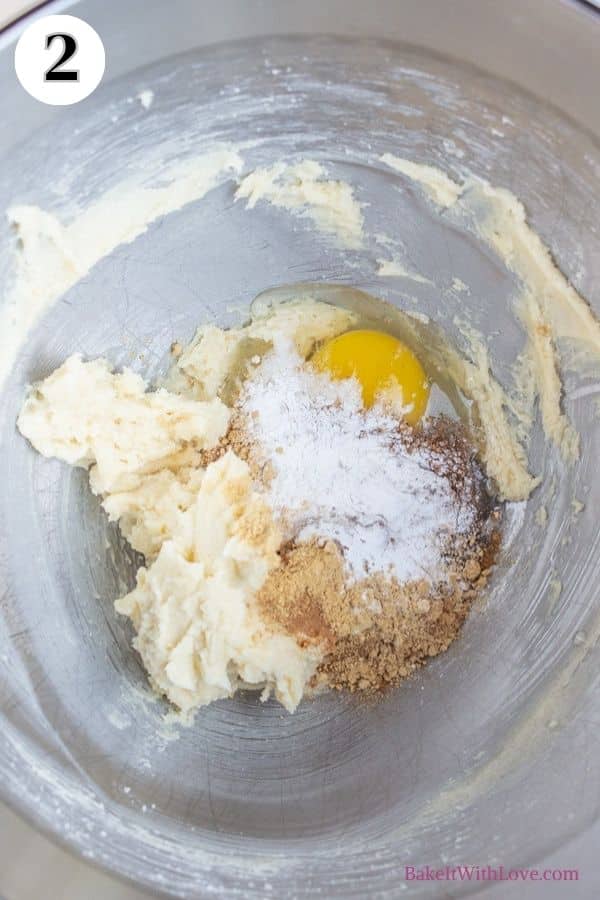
xmin=311 ymin=329 xmax=430 ymax=425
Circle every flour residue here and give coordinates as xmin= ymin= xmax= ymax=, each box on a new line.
xmin=451 ymin=277 xmax=469 ymax=294
xmin=137 ymin=89 xmax=154 ymax=110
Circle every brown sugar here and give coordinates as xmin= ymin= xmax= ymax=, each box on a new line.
xmin=256 ymin=540 xmax=341 ymax=643
xmin=257 ymin=524 xmax=499 ymax=694
xmin=317 ymin=548 xmax=492 ymax=693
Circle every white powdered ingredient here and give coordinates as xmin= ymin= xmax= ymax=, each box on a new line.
xmin=137 ymin=89 xmax=154 ymax=110
xmin=242 ymin=340 xmax=475 ymax=582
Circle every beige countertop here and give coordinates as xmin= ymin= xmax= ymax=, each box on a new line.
xmin=1 ymin=796 xmax=599 ymax=899
xmin=0 ymin=803 xmax=148 ymax=900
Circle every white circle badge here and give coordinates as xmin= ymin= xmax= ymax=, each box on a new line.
xmin=15 ymin=14 xmax=105 ymax=105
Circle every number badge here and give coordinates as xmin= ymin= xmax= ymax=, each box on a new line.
xmin=15 ymin=14 xmax=105 ymax=105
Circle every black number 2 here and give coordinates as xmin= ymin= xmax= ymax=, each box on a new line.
xmin=44 ymin=33 xmax=79 ymax=82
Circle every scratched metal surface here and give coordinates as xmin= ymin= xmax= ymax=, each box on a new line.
xmin=0 ymin=1 xmax=600 ymax=897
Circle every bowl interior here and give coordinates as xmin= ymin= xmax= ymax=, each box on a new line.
xmin=1 ymin=24 xmax=599 ymax=899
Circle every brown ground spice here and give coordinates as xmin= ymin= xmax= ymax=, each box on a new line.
xmin=257 ymin=526 xmax=498 ymax=693
xmin=198 ymin=409 xmax=275 ymax=483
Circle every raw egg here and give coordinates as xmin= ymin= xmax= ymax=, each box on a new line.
xmin=311 ymin=329 xmax=430 ymax=425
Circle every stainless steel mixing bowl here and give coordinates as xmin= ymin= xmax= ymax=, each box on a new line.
xmin=1 ymin=1 xmax=599 ymax=896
